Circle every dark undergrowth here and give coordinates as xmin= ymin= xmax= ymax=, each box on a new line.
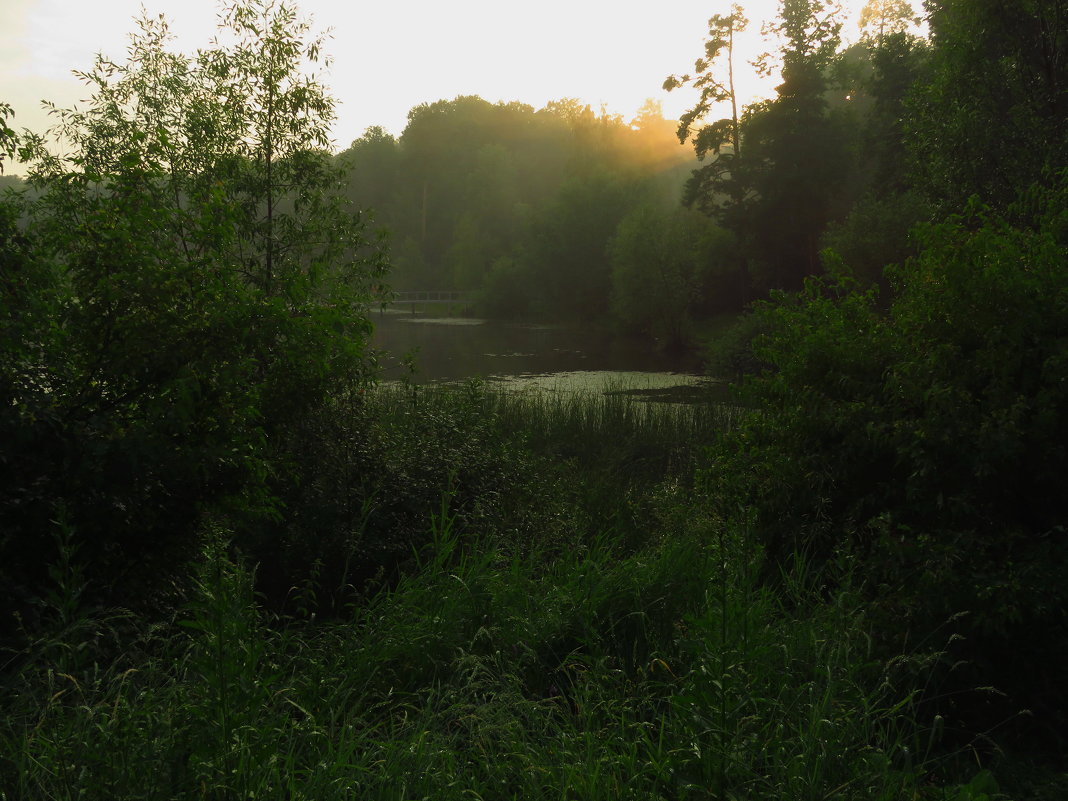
xmin=0 ymin=383 xmax=1043 ymax=800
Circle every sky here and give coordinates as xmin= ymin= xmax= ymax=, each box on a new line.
xmin=3 ymin=0 xmax=885 ymax=171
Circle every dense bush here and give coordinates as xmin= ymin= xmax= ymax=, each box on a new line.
xmin=708 ymin=182 xmax=1068 ymax=746
xmin=252 ymin=384 xmax=573 ymax=612
xmin=820 ymin=190 xmax=932 ymax=287
xmin=1 ymin=494 xmax=961 ymax=801
xmin=0 ymin=4 xmax=387 ymax=625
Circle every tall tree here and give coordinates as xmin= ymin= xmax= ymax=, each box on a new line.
xmin=864 ymin=27 xmax=926 ymax=194
xmin=665 ymin=4 xmax=753 ymax=306
xmin=859 ymin=0 xmax=920 ymax=44
xmin=745 ymin=0 xmax=850 ymax=288
xmin=671 ymin=0 xmax=853 ymax=294
xmin=3 ymin=0 xmax=387 ymax=611
xmin=815 ymin=3 xmax=929 ymax=286
xmin=907 ymin=0 xmax=1068 ymax=210
xmin=664 ymin=4 xmax=751 ymax=227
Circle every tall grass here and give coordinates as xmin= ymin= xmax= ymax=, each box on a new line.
xmin=0 ymin=383 xmax=1002 ymax=799
xmin=364 ymin=379 xmax=739 ymax=556
xmin=2 ymin=520 xmax=968 ymax=799
xmin=474 ymin=378 xmax=737 ymax=478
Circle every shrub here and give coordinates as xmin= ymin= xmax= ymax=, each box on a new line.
xmin=709 ymin=182 xmax=1068 ymax=747
xmin=0 ymin=2 xmax=387 ymax=620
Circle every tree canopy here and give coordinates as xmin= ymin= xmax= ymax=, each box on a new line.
xmin=0 ymin=0 xmax=387 ymax=614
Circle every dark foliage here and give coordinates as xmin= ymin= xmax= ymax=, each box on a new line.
xmin=0 ymin=4 xmax=387 ymax=628
xmin=709 ymin=181 xmax=1068 ymax=749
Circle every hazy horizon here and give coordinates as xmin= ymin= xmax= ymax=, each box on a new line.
xmin=1 ymin=0 xmax=898 ymax=175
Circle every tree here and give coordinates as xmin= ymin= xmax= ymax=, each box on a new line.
xmin=907 ymin=0 xmax=1068 ymax=210
xmin=859 ymin=0 xmax=919 ymax=44
xmin=861 ymin=28 xmax=927 ymax=193
xmin=755 ymin=0 xmax=844 ymax=112
xmin=742 ymin=0 xmax=851 ymax=288
xmin=665 ymin=4 xmax=755 ymax=308
xmin=390 ymin=96 xmax=540 ymax=289
xmin=523 ymin=170 xmax=635 ymax=320
xmin=609 ymin=204 xmax=732 ymax=344
xmin=338 ymin=126 xmax=401 ymax=228
xmin=670 ymin=0 xmax=853 ymax=296
xmin=664 ymin=4 xmax=751 ymax=228
xmin=817 ymin=19 xmax=930 ymax=287
xmin=0 ymin=103 xmax=19 ymax=174
xmin=2 ymin=0 xmax=387 ymax=613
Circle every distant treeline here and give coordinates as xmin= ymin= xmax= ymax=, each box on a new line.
xmin=337 ymin=0 xmax=1065 ymax=356
xmin=334 ymin=47 xmax=890 ymax=341
xmin=337 ymin=97 xmax=737 ymax=344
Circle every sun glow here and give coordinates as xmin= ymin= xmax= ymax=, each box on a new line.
xmin=4 ymin=0 xmax=911 ymax=173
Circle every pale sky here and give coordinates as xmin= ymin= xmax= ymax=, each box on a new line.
xmin=3 ymin=0 xmax=889 ymax=172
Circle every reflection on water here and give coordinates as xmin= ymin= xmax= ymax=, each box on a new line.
xmin=373 ymin=309 xmax=700 ymax=380
xmin=371 ymin=309 xmax=726 ymax=401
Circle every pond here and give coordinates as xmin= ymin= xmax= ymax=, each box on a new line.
xmin=371 ymin=309 xmax=729 ymax=402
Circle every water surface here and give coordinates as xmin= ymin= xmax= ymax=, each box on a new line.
xmin=372 ymin=309 xmax=726 ymax=401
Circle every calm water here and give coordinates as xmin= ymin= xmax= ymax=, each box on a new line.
xmin=371 ymin=309 xmax=725 ymax=400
